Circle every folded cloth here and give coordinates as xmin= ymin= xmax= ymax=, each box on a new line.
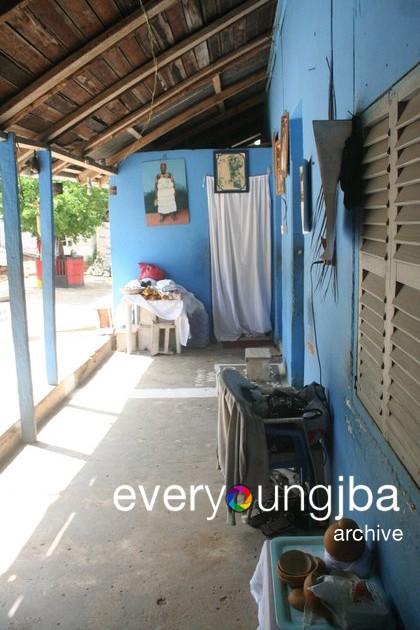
xmin=156 ymin=279 xmax=177 ymax=291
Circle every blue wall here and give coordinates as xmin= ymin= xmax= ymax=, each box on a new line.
xmin=109 ymin=148 xmax=274 ymax=332
xmin=266 ymin=1 xmax=419 ymax=627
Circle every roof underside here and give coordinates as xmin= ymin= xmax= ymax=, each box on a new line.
xmin=0 ymin=0 xmax=276 ymax=184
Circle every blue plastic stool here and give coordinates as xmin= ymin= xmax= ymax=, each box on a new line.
xmin=264 ymin=422 xmax=316 ymax=486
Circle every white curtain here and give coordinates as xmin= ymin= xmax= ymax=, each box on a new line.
xmin=206 ymin=174 xmax=272 ymax=341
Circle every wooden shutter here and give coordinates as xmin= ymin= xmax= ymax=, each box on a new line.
xmin=387 ymin=85 xmax=420 ymax=484
xmin=357 ymin=116 xmax=389 ymax=429
xmin=357 ymin=66 xmax=420 ymax=486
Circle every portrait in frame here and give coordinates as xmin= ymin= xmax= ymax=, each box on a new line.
xmin=141 ymin=158 xmax=190 ymax=226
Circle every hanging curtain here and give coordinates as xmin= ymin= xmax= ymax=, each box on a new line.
xmin=206 ymin=174 xmax=272 ymax=341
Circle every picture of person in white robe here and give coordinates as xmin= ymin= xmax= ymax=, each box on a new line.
xmin=154 ymin=162 xmax=177 ymax=221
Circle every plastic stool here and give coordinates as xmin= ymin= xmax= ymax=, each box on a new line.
xmin=151 ymin=319 xmax=181 ymax=355
xmin=264 ymin=422 xmax=315 ymax=486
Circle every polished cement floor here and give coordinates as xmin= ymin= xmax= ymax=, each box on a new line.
xmin=0 ymin=344 xmax=270 ymax=630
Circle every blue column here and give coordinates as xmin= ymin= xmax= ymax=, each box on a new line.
xmin=0 ymin=133 xmax=36 ymax=442
xmin=38 ymin=150 xmax=58 ymax=385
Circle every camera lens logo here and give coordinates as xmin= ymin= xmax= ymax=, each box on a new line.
xmin=226 ymin=485 xmax=253 ymax=512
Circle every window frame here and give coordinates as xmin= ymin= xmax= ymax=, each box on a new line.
xmin=354 ymin=64 xmax=420 ymax=487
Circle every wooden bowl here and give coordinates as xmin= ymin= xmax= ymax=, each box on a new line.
xmin=277 ymin=554 xmax=316 ymax=587
xmin=279 ymin=550 xmax=313 ymax=576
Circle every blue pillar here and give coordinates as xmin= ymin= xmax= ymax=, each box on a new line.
xmin=0 ymin=133 xmax=36 ymax=442
xmin=38 ymin=150 xmax=58 ymax=385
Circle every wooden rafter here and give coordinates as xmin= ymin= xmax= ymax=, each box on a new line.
xmin=37 ymin=0 xmax=272 ymax=145
xmin=83 ymin=33 xmax=271 ymax=155
xmin=212 ymin=75 xmax=225 ymax=115
xmin=0 ymin=1 xmax=31 ymax=26
xmin=0 ymin=0 xmax=178 ymax=127
xmin=52 ymin=160 xmax=70 ymax=175
xmin=107 ymin=70 xmax=267 ymax=165
xmin=161 ymin=93 xmax=266 ymax=149
xmin=14 ymin=136 xmax=116 ymax=177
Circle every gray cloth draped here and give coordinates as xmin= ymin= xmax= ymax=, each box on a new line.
xmin=217 ymin=369 xmax=272 ymax=525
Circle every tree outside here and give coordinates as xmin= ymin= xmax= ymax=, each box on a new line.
xmin=0 ymin=175 xmax=109 ymax=257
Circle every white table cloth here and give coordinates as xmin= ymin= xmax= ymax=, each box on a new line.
xmin=123 ymin=293 xmax=190 ymax=352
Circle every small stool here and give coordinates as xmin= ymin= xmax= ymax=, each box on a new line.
xmin=151 ymin=318 xmax=181 ymax=356
xmin=245 ymin=346 xmax=271 ymax=380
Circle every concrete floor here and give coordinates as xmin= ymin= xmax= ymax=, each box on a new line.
xmin=0 ymin=344 xmax=270 ymax=630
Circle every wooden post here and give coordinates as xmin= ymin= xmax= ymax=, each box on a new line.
xmin=38 ymin=149 xmax=58 ymax=385
xmin=0 ymin=133 xmax=36 ymax=442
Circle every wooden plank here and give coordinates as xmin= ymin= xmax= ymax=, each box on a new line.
xmin=118 ymin=33 xmax=148 ymax=69
xmin=6 ymin=6 xmax=71 ymax=61
xmin=30 ymin=0 xmax=100 ymax=48
xmin=194 ymin=41 xmax=210 ymax=69
xmin=83 ymin=0 xmax=122 ymax=28
xmin=163 ymin=2 xmax=187 ymax=41
xmin=0 ymin=23 xmax=51 ymax=75
xmin=103 ymin=45 xmax=136 ymax=78
xmin=0 ymin=0 xmax=179 ymax=125
xmin=160 ymin=92 xmax=265 ymax=149
xmin=152 ymin=12 xmax=176 ymax=49
xmin=14 ymin=135 xmax=117 ymax=175
xmin=181 ymin=0 xmax=204 ymax=31
xmin=212 ymin=74 xmax=224 ymax=114
xmin=67 ymin=73 xmax=108 ymax=104
xmin=107 ymin=69 xmax=267 ymax=164
xmin=0 ymin=132 xmax=36 ymax=442
xmin=54 ymin=0 xmax=103 ymax=38
xmin=0 ymin=0 xmax=31 ymax=26
xmin=50 ymin=148 xmax=117 ymax=176
xmin=0 ymin=51 xmax=33 ymax=90
xmin=82 ymin=33 xmax=271 ymax=153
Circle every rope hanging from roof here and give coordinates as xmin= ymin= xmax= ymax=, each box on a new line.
xmin=138 ymin=0 xmax=160 ymax=137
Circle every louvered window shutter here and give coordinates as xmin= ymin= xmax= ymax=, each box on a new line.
xmin=356 ymin=66 xmax=420 ymax=487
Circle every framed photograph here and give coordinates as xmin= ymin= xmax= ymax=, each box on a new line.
xmin=141 ymin=158 xmax=190 ymax=226
xmin=273 ymin=113 xmax=289 ymax=195
xmin=279 ymin=112 xmax=289 ymax=179
xmin=213 ymin=150 xmax=249 ymax=193
xmin=273 ymin=133 xmax=283 ymax=195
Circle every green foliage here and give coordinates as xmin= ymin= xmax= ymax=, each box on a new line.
xmin=0 ymin=176 xmax=109 ymax=242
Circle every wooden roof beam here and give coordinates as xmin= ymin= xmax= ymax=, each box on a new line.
xmin=0 ymin=1 xmax=31 ymax=26
xmin=0 ymin=0 xmax=178 ymax=127
xmin=83 ymin=33 xmax=271 ymax=155
xmin=161 ymin=94 xmax=265 ymax=149
xmin=212 ymin=75 xmax=225 ymax=115
xmin=50 ymin=148 xmax=117 ymax=177
xmin=13 ymin=136 xmax=117 ymax=177
xmin=52 ymin=160 xmax=70 ymax=175
xmin=107 ymin=70 xmax=267 ymax=165
xmin=35 ymin=0 xmax=273 ymax=144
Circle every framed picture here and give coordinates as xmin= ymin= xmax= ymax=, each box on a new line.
xmin=273 ymin=132 xmax=283 ymax=195
xmin=141 ymin=158 xmax=190 ymax=226
xmin=273 ymin=113 xmax=289 ymax=195
xmin=279 ymin=112 xmax=289 ymax=179
xmin=213 ymin=150 xmax=249 ymax=193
